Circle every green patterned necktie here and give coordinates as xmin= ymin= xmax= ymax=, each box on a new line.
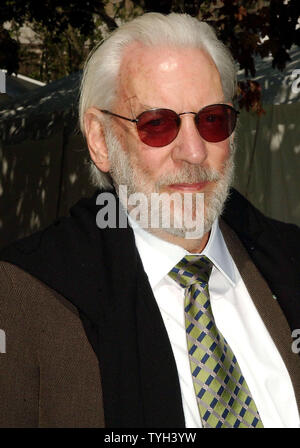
xmin=169 ymin=255 xmax=264 ymax=428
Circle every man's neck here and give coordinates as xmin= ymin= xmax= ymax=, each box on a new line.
xmin=141 ymin=228 xmax=211 ymax=253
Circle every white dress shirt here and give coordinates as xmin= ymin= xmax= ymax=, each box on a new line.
xmin=129 ymin=217 xmax=300 ymax=428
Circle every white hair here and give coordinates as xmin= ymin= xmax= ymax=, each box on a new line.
xmin=79 ymin=12 xmax=237 ymax=189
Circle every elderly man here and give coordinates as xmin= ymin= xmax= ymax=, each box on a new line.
xmin=0 ymin=13 xmax=299 ymax=429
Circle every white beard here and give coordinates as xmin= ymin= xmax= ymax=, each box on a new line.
xmin=105 ymin=126 xmax=235 ymax=239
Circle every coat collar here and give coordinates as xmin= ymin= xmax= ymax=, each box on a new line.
xmin=220 ymin=219 xmax=300 ymax=415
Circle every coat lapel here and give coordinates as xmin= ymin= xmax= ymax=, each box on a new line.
xmin=220 ymin=219 xmax=300 ymax=414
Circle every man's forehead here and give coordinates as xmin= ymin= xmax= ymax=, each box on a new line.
xmin=117 ymin=42 xmax=221 ymax=108
xmin=118 ymin=42 xmax=165 ymax=102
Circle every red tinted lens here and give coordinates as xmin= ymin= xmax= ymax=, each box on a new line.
xmin=136 ymin=109 xmax=180 ymax=147
xmin=196 ymin=104 xmax=237 ymax=143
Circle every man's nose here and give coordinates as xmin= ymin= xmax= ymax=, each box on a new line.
xmin=171 ymin=114 xmax=208 ymax=165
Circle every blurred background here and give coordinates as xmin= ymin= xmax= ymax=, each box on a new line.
xmin=0 ymin=0 xmax=300 ymax=249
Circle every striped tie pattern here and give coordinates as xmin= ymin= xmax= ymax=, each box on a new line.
xmin=169 ymin=255 xmax=263 ymax=428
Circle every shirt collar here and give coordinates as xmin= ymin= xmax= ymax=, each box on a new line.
xmin=128 ymin=216 xmax=237 ymax=289
xmin=201 ymin=219 xmax=236 ymax=287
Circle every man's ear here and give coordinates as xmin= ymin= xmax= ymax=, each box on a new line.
xmin=84 ymin=107 xmax=110 ymax=172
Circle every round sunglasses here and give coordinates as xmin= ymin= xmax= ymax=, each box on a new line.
xmin=100 ymin=104 xmax=239 ymax=148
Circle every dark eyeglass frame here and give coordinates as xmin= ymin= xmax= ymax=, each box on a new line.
xmin=100 ymin=103 xmax=239 ymax=147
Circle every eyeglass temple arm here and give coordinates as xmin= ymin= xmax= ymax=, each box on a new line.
xmin=100 ymin=110 xmax=138 ymax=123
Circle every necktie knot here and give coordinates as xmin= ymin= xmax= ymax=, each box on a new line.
xmin=168 ymin=255 xmax=213 ymax=289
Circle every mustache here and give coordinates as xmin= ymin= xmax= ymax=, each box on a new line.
xmin=154 ymin=163 xmax=221 ymax=189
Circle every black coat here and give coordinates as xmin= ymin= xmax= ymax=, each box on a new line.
xmin=0 ymin=188 xmax=299 ymax=427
